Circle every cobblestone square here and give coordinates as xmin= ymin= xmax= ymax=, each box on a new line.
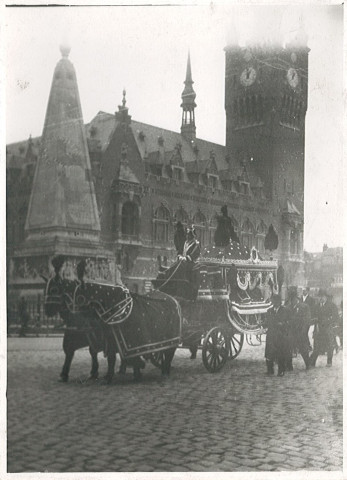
xmin=7 ymin=336 xmax=343 ymax=473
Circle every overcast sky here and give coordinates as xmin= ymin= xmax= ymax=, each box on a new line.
xmin=4 ymin=3 xmax=344 ymax=252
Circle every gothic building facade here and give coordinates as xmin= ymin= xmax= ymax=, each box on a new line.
xmin=7 ymin=34 xmax=309 ymax=300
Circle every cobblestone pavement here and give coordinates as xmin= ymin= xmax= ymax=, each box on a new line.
xmin=7 ymin=336 xmax=343 ymax=473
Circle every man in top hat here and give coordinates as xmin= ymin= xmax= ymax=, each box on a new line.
xmin=179 ymin=225 xmax=200 ymax=265
xmin=310 ymin=289 xmax=339 ymax=367
xmin=155 ymin=225 xmax=200 ymax=300
xmin=286 ymin=287 xmax=311 ymax=370
xmin=264 ymin=294 xmax=291 ymax=377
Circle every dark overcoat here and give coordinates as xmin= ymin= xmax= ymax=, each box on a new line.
xmin=313 ymin=300 xmax=339 ymax=354
xmin=288 ymin=301 xmax=311 ymax=350
xmin=265 ymin=305 xmax=291 ymax=362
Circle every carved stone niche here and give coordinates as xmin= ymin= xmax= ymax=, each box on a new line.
xmin=59 ymin=257 xmax=115 ymax=283
xmin=10 ymin=256 xmax=50 ymax=282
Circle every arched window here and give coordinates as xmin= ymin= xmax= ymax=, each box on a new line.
xmin=121 ymin=201 xmax=139 ymax=237
xmin=290 ymin=229 xmax=299 ymax=254
xmin=229 ymin=214 xmax=239 ymax=232
xmin=241 ymin=218 xmax=255 ymax=249
xmin=193 ymin=211 xmax=207 ymax=246
xmin=154 ymin=205 xmax=170 ymax=243
xmin=209 ymin=215 xmax=218 ymax=245
xmin=175 ymin=207 xmax=189 ymax=227
xmin=256 ymin=220 xmax=267 ymax=253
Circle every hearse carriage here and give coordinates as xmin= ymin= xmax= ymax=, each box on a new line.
xmin=153 ymin=241 xmax=278 ymax=372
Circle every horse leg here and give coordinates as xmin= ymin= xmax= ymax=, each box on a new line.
xmin=162 ymin=348 xmax=176 ymax=376
xmin=89 ymin=347 xmax=99 ymax=380
xmin=129 ymin=357 xmax=145 ymax=382
xmin=105 ymin=349 xmax=116 ymax=384
xmin=59 ymin=334 xmax=75 ymax=382
xmin=60 ymin=350 xmax=74 ymax=382
xmin=118 ymin=358 xmax=127 ymax=375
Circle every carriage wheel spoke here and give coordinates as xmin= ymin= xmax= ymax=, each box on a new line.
xmin=202 ymin=327 xmax=229 ymax=373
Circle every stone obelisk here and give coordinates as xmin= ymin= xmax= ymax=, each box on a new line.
xmin=9 ymin=46 xmax=117 ymax=294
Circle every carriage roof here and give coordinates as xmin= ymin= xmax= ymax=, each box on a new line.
xmin=198 ymin=242 xmax=278 ymax=272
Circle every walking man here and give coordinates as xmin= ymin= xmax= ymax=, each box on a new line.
xmin=310 ymin=289 xmax=339 ymax=367
xmin=265 ymin=294 xmax=291 ymax=377
xmin=302 ymin=287 xmax=316 ymax=350
xmin=287 ymin=291 xmax=311 ymax=370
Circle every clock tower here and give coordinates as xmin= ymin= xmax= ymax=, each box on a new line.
xmin=224 ymin=28 xmax=309 ymax=288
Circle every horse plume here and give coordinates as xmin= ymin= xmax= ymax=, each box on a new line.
xmin=51 ymin=255 xmax=65 ymax=278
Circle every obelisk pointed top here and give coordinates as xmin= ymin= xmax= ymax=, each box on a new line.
xmin=26 ymin=45 xmax=100 ymax=240
xmin=60 ymin=43 xmax=71 ymax=58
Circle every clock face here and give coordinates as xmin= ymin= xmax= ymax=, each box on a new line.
xmin=240 ymin=67 xmax=256 ymax=87
xmin=287 ymin=68 xmax=299 ymax=88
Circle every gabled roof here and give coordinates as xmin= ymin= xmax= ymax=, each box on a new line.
xmin=6 ymin=137 xmax=40 ymax=168
xmin=86 ymin=111 xmax=117 ymax=152
xmin=185 ymin=158 xmax=218 ymax=175
xmin=129 ymin=119 xmax=228 ymax=170
xmin=7 ymin=111 xmax=265 ymax=190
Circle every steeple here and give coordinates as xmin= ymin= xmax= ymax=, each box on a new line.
xmin=115 ymin=88 xmax=131 ymax=126
xmin=180 ymin=51 xmax=196 ymax=143
xmin=25 ymin=45 xmax=100 ymax=241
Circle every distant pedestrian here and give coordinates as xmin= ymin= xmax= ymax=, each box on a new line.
xmin=335 ymin=301 xmax=343 ymax=351
xmin=287 ymin=292 xmax=311 ymax=370
xmin=310 ymin=289 xmax=339 ymax=368
xmin=302 ymin=287 xmax=316 ymax=350
xmin=18 ymin=297 xmax=30 ymax=337
xmin=264 ymin=294 xmax=291 ymax=377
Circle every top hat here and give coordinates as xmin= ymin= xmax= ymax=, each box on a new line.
xmin=287 ymin=286 xmax=298 ymax=299
xmin=186 ymin=225 xmax=196 ymax=237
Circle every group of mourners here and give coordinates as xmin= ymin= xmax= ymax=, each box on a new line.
xmin=265 ymin=287 xmax=342 ymax=376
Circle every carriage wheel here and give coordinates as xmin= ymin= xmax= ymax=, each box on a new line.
xmin=149 ymin=351 xmax=165 ymax=369
xmin=202 ymin=327 xmax=229 ymax=373
xmin=228 ymin=332 xmax=244 ymax=360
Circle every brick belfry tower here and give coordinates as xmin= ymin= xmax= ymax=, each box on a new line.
xmin=224 ymin=20 xmax=309 ymax=288
xmin=9 ymin=45 xmax=117 ymax=295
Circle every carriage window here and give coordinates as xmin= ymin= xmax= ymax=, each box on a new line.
xmin=154 ymin=205 xmax=170 ymax=243
xmin=121 ymin=201 xmax=139 ymax=236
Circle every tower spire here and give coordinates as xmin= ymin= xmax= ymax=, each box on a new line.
xmin=181 ymin=51 xmax=196 ymax=143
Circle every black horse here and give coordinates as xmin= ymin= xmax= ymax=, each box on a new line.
xmin=44 ymin=257 xmax=181 ymax=383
